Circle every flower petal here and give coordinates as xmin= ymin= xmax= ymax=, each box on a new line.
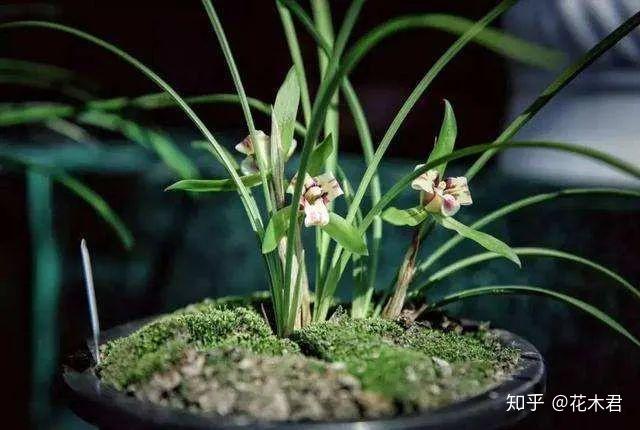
xmin=240 ymin=156 xmax=259 ymax=175
xmin=411 ymin=168 xmax=439 ymax=196
xmin=287 ymin=173 xmax=316 ymax=195
xmin=315 ymin=172 xmax=343 ymax=202
xmin=303 ymin=199 xmax=330 ymax=227
xmin=441 ymin=194 xmax=461 ymax=217
xmin=445 ymin=176 xmax=472 ymax=205
xmin=235 ymin=136 xmax=253 ymax=155
xmin=235 ymin=130 xmax=270 ymax=156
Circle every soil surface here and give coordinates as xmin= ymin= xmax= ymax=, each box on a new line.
xmin=98 ymin=299 xmax=520 ymax=423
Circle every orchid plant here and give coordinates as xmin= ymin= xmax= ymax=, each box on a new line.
xmin=1 ymin=1 xmax=639 ymax=345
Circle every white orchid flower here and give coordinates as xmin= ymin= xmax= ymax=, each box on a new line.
xmin=411 ymin=165 xmax=472 ymax=217
xmin=287 ymin=173 xmax=344 ymax=227
xmin=235 ymin=130 xmax=297 ymax=175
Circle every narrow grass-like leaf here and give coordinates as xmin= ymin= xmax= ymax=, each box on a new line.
xmin=262 ymin=205 xmax=294 ymax=254
xmin=201 ymin=0 xmax=274 ymax=213
xmin=276 ymin=3 xmax=312 ymax=125
xmin=283 ymin=0 xmax=365 ymax=313
xmin=434 ymin=215 xmax=521 ymax=267
xmin=417 ymin=188 xmax=640 ymax=274
xmin=321 ymin=213 xmax=368 ymax=256
xmin=281 ymin=3 xmax=562 ymax=70
xmin=166 ymin=175 xmax=262 ymax=193
xmin=310 ymin=0 xmax=340 ymax=174
xmin=0 ymin=152 xmax=133 ymax=249
xmin=55 ymin=173 xmax=134 ymax=249
xmin=344 ymin=0 xmax=516 ymax=229
xmin=426 ymin=99 xmax=456 ymax=176
xmin=362 ymin=141 xmax=640 ymax=234
xmin=341 ymin=82 xmax=382 ymax=318
xmin=0 ymin=20 xmax=264 ymax=236
xmin=318 ymin=141 xmax=640 ymax=321
xmin=0 ymin=102 xmax=75 ymax=127
xmin=465 ymin=11 xmax=640 ymax=180
xmin=0 ymin=57 xmax=75 ymax=81
xmin=382 ymin=206 xmax=429 ymax=227
xmin=78 ymin=110 xmax=198 ymax=179
xmin=0 ymin=93 xmax=311 ymax=136
xmin=0 ymin=57 xmax=96 ymax=99
xmin=428 ymin=285 xmax=640 ymax=347
xmin=44 ymin=118 xmax=93 ymax=144
xmin=309 ymin=1 xmax=518 ymax=322
xmin=307 ymin=134 xmax=335 ymax=176
xmin=349 ymin=14 xmax=563 ymax=70
xmin=412 ymin=247 xmax=640 ymax=301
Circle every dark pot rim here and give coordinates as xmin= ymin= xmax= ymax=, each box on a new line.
xmin=62 ymin=317 xmax=546 ymax=430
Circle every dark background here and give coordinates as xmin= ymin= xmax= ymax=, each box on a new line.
xmin=1 ymin=1 xmax=638 ymax=429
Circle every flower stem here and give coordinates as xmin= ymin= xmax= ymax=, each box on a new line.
xmin=381 ymin=228 xmax=422 ymax=320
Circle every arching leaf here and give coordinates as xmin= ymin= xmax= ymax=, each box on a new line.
xmin=429 ymin=286 xmax=640 ymax=347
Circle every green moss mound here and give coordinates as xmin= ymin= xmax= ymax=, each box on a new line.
xmin=98 ymin=300 xmax=520 ymax=418
xmin=291 ymin=317 xmax=519 ymax=412
xmin=99 ymin=306 xmax=299 ymax=389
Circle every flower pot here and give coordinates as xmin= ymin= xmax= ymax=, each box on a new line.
xmin=62 ymin=316 xmax=545 ymax=430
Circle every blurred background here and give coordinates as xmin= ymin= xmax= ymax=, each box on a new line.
xmin=0 ymin=0 xmax=639 ymax=428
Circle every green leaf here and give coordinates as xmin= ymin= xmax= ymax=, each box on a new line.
xmin=307 ymin=134 xmax=335 ymax=176
xmin=0 ymin=154 xmax=134 ymax=249
xmin=362 ymin=141 xmax=640 ymax=235
xmin=413 ymin=247 xmax=640 ymax=301
xmin=0 ymin=93 xmax=308 ymax=137
xmin=78 ymin=110 xmax=198 ymax=180
xmin=465 ymin=10 xmax=640 ymax=180
xmin=56 ymin=173 xmax=134 ymax=249
xmin=273 ymin=67 xmax=300 ymax=156
xmin=201 ymin=0 xmax=275 ymax=214
xmin=351 ymin=14 xmax=564 ymax=70
xmin=262 ymin=205 xmax=294 ymax=254
xmin=282 ymin=4 xmax=563 ymax=70
xmin=0 ymin=152 xmax=133 ymax=249
xmin=426 ymin=99 xmax=457 ymax=176
xmin=165 ymin=175 xmax=261 ymax=193
xmin=0 ymin=20 xmax=264 ymax=236
xmin=321 ymin=213 xmax=368 ymax=256
xmin=429 ymin=285 xmax=640 ymax=347
xmin=338 ymin=0 xmax=515 ymax=229
xmin=280 ymin=0 xmax=365 ymax=317
xmin=382 ymin=206 xmax=428 ymax=227
xmin=276 ymin=4 xmax=312 ymax=125
xmin=417 ymin=188 xmax=640 ymax=274
xmin=434 ymin=215 xmax=520 ymax=267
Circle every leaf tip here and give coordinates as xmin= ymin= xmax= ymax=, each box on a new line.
xmin=164 ymin=182 xmax=180 ymax=192
xmin=511 ymin=254 xmax=522 ymax=268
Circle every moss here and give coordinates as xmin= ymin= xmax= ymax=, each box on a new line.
xmin=176 ymin=291 xmax=271 ymax=315
xmin=291 ymin=317 xmax=519 ymax=412
xmin=99 ymin=306 xmax=298 ymax=389
xmin=399 ymin=326 xmax=519 ymax=369
xmin=98 ymin=299 xmax=520 ymax=417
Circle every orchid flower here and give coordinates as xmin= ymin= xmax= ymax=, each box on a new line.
xmin=235 ymin=130 xmax=297 ymax=175
xmin=411 ymin=165 xmax=472 ymax=217
xmin=287 ymin=173 xmax=344 ymax=227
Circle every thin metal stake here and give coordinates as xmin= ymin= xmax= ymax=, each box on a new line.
xmin=80 ymin=239 xmax=101 ymax=364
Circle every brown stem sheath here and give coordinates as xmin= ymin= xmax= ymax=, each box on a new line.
xmin=382 ymin=228 xmax=422 ymax=319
